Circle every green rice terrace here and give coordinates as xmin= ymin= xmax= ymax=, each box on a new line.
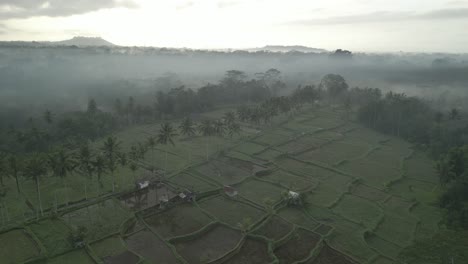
xmin=0 ymin=106 xmax=441 ymax=264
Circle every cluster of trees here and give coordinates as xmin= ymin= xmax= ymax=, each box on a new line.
xmin=0 ymin=137 xmax=145 ymax=217
xmin=436 ymin=146 xmax=468 ymax=228
xmin=1 ymin=99 xmax=118 ymax=154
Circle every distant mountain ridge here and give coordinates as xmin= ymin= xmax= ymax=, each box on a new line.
xmin=0 ymin=36 xmax=116 ymax=47
xmin=246 ymin=45 xmax=327 ymax=53
xmin=53 ymin=37 xmax=116 ymax=47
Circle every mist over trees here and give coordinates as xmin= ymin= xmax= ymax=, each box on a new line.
xmin=1 ymin=45 xmax=468 ymax=130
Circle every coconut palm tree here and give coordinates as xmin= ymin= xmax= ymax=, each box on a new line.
xmin=101 ymin=137 xmax=122 ymax=192
xmin=76 ymin=144 xmax=94 ymax=180
xmin=213 ymin=120 xmax=225 ymax=137
xmin=227 ymin=123 xmax=241 ymax=138
xmin=92 ymin=155 xmax=106 ymax=189
xmin=76 ymin=145 xmax=94 ymax=200
xmin=24 ymin=155 xmax=47 ymax=217
xmin=450 ymin=108 xmax=460 ymax=120
xmin=198 ymin=120 xmax=214 ymax=137
xmin=198 ymin=120 xmax=214 ymax=160
xmin=129 ymin=162 xmax=138 ymax=183
xmin=147 ymin=136 xmax=157 ymax=172
xmin=0 ymin=153 xmax=6 ymax=186
xmin=48 ymin=148 xmax=76 ymax=205
xmin=157 ymin=123 xmax=178 ymax=177
xmin=179 ymin=117 xmax=196 ymax=138
xmin=7 ymin=155 xmax=21 ymax=194
xmin=237 ymin=106 xmax=249 ymax=122
xmin=43 ymin=109 xmax=53 ymax=125
xmin=223 ymin=111 xmax=236 ymax=125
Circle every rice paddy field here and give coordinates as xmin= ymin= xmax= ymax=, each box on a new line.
xmin=0 ymin=106 xmax=441 ymax=263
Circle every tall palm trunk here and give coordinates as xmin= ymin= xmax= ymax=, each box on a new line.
xmin=35 ymin=177 xmax=43 ymax=217
xmin=14 ymin=174 xmax=20 ymax=194
xmin=111 ymin=169 xmax=115 ymax=192
xmin=62 ymin=177 xmax=69 ymax=205
xmin=164 ymin=150 xmax=168 ymax=178
xmin=205 ymin=137 xmax=209 ymax=161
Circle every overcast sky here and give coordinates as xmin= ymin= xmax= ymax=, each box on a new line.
xmin=1 ymin=0 xmax=468 ymax=52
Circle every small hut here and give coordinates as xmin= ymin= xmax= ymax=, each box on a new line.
xmin=224 ymin=185 xmax=238 ymax=198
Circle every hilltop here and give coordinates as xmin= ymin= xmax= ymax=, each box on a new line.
xmin=247 ymin=45 xmax=327 ymax=53
xmin=52 ymin=36 xmax=116 ymax=47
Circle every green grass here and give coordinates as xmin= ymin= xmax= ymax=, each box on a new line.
xmin=90 ymin=235 xmax=126 ymax=259
xmin=236 ymin=179 xmax=285 ymax=207
xmin=275 ymin=158 xmax=337 ymax=181
xmin=45 ymin=249 xmax=96 ymax=264
xmin=338 ymin=159 xmax=400 ymax=188
xmin=198 ymin=195 xmax=265 ymax=228
xmin=299 ymin=140 xmax=371 ymax=165
xmin=0 ymin=229 xmax=41 ymax=264
xmin=328 ymin=218 xmax=377 ymax=263
xmin=345 ymin=128 xmax=388 ymax=144
xmin=374 ymin=213 xmax=417 ymax=247
xmin=143 ymin=203 xmax=213 ymax=239
xmin=305 ymin=173 xmax=352 ymax=207
xmin=193 ymin=159 xmax=250 ymax=185
xmin=258 ymin=169 xmax=316 ymax=190
xmin=333 ymin=194 xmax=383 ymax=228
xmin=168 ymin=172 xmax=218 ymax=193
xmin=276 ymin=136 xmax=326 ymax=153
xmin=233 ymin=141 xmax=267 ymax=155
xmin=351 ymin=183 xmax=388 ymax=202
xmin=62 ymin=199 xmax=133 ymax=241
xmin=254 ymin=132 xmax=289 ymax=146
xmin=28 ymin=219 xmax=73 ymax=257
xmin=277 ymin=207 xmax=320 ymax=230
xmin=389 ymin=178 xmax=438 ymax=204
xmin=255 ymin=148 xmax=283 ymax=161
xmin=365 ymin=233 xmax=402 ymax=259
xmin=252 ymin=215 xmax=294 ymax=241
xmin=405 ymin=151 xmax=439 ymax=183
xmin=397 ymin=229 xmax=468 ymax=264
xmin=411 ymin=204 xmax=441 ymax=240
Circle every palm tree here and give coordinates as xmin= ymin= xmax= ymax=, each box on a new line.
xmin=147 ymin=136 xmax=157 ymax=172
xmin=76 ymin=145 xmax=93 ymax=179
xmin=198 ymin=120 xmax=214 ymax=136
xmin=227 ymin=123 xmax=241 ymax=138
xmin=92 ymin=155 xmax=106 ymax=190
xmin=157 ymin=123 xmax=178 ymax=177
xmin=76 ymin=145 xmax=94 ymax=200
xmin=48 ymin=148 xmax=75 ymax=205
xmin=213 ymin=120 xmax=225 ymax=137
xmin=101 ymin=137 xmax=122 ymax=192
xmin=24 ymin=155 xmax=47 ymax=217
xmin=129 ymin=162 xmax=138 ymax=183
xmin=137 ymin=142 xmax=148 ymax=160
xmin=0 ymin=153 xmax=6 ymax=186
xmin=43 ymin=110 xmax=53 ymax=125
xmin=198 ymin=120 xmax=214 ymax=160
xmin=179 ymin=117 xmax=196 ymax=138
xmin=223 ymin=111 xmax=236 ymax=125
xmin=450 ymin=108 xmax=460 ymax=120
xmin=237 ymin=106 xmax=249 ymax=122
xmin=7 ymin=155 xmax=21 ymax=194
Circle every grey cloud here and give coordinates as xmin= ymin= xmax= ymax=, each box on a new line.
xmin=217 ymin=1 xmax=241 ymax=9
xmin=176 ymin=1 xmax=194 ymax=11
xmin=420 ymin=8 xmax=468 ymax=19
xmin=0 ymin=0 xmax=137 ymax=19
xmin=287 ymin=8 xmax=468 ymax=26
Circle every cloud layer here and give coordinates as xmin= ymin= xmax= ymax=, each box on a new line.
xmin=0 ymin=0 xmax=137 ymax=19
xmin=287 ymin=8 xmax=468 ymax=26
